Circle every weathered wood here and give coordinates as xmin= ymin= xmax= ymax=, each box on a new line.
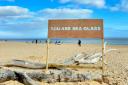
xmin=0 ymin=69 xmax=16 ymax=83
xmin=73 ymin=49 xmax=117 ymax=64
xmin=64 ymin=42 xmax=118 ymax=64
xmin=0 ymin=60 xmax=46 ymax=69
xmin=0 ymin=69 xmax=102 ymax=85
xmin=48 ymin=64 xmax=102 ymax=69
xmin=15 ymin=72 xmax=40 ymax=85
xmin=0 ymin=60 xmax=102 ymax=70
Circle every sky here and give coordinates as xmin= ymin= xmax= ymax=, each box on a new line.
xmin=0 ymin=0 xmax=128 ymax=39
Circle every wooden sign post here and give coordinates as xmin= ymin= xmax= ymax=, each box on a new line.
xmin=102 ymin=36 xmax=105 ymax=75
xmin=45 ymin=39 xmax=49 ymax=72
xmin=47 ymin=19 xmax=104 ymax=76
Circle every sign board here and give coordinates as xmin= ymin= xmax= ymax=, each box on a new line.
xmin=47 ymin=19 xmax=105 ymax=76
xmin=48 ymin=19 xmax=103 ymax=38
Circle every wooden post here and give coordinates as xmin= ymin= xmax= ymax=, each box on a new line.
xmin=102 ymin=37 xmax=105 ymax=77
xmin=45 ymin=39 xmax=49 ymax=72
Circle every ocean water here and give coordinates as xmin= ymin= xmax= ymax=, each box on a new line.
xmin=50 ymin=38 xmax=101 ymax=44
xmin=51 ymin=38 xmax=128 ymax=45
xmin=0 ymin=38 xmax=128 ymax=45
xmin=105 ymin=38 xmax=128 ymax=45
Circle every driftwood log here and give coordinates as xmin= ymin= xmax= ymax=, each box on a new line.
xmin=0 ymin=59 xmax=102 ymax=69
xmin=0 ymin=60 xmax=46 ymax=69
xmin=0 ymin=69 xmax=39 ymax=85
xmin=0 ymin=69 xmax=102 ymax=85
xmin=64 ymin=42 xmax=118 ymax=65
xmin=0 ymin=59 xmax=102 ymax=85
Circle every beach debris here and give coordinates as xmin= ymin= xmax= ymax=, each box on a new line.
xmin=0 ymin=59 xmax=102 ymax=70
xmin=64 ymin=42 xmax=118 ymax=65
xmin=0 ymin=69 xmax=102 ymax=85
xmin=0 ymin=69 xmax=16 ymax=83
xmin=15 ymin=72 xmax=40 ymax=85
xmin=0 ymin=59 xmax=46 ymax=69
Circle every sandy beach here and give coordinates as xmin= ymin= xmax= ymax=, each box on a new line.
xmin=0 ymin=41 xmax=128 ymax=85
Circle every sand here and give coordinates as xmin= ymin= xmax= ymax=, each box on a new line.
xmin=0 ymin=41 xmax=128 ymax=85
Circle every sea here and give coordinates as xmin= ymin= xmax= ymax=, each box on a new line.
xmin=0 ymin=38 xmax=128 ymax=45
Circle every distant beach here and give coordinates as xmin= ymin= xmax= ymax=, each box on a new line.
xmin=0 ymin=38 xmax=128 ymax=45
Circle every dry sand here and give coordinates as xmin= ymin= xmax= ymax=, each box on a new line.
xmin=0 ymin=41 xmax=128 ymax=85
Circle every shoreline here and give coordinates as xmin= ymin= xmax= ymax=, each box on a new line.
xmin=0 ymin=38 xmax=128 ymax=45
xmin=0 ymin=41 xmax=128 ymax=46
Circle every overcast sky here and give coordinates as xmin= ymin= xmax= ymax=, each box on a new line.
xmin=0 ymin=0 xmax=128 ymax=39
